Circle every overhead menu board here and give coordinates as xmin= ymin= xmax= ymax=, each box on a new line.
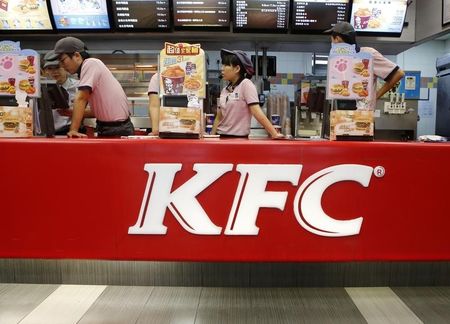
xmin=49 ymin=0 xmax=110 ymax=30
xmin=350 ymin=0 xmax=408 ymax=36
xmin=292 ymin=0 xmax=350 ymax=33
xmin=173 ymin=0 xmax=230 ymax=28
xmin=233 ymin=0 xmax=289 ymax=32
xmin=111 ymin=0 xmax=170 ymax=30
xmin=0 ymin=0 xmax=53 ymax=31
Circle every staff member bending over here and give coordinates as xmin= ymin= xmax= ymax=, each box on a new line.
xmin=212 ymin=49 xmax=283 ymax=139
xmin=53 ymin=37 xmax=134 ymax=138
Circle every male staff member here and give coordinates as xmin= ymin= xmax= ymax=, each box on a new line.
xmin=53 ymin=37 xmax=134 ymax=137
xmin=325 ymin=22 xmax=405 ymax=109
xmin=43 ymin=50 xmax=81 ymax=135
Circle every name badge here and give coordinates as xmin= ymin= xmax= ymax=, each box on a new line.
xmin=227 ymin=92 xmax=240 ymax=101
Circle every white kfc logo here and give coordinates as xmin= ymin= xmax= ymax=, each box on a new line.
xmin=128 ymin=164 xmax=380 ymax=237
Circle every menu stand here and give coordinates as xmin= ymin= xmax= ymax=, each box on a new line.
xmin=158 ymin=42 xmax=206 ymax=139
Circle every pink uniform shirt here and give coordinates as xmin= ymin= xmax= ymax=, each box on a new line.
xmin=360 ymin=47 xmax=398 ymax=109
xmin=218 ymin=78 xmax=259 ymax=136
xmin=78 ymin=58 xmax=130 ymax=122
xmin=147 ymin=73 xmax=159 ymax=94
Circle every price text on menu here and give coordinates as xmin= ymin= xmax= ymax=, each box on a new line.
xmin=112 ymin=0 xmax=170 ymax=29
xmin=293 ymin=0 xmax=350 ymax=31
xmin=234 ymin=0 xmax=289 ymax=30
xmin=174 ymin=0 xmax=230 ymax=27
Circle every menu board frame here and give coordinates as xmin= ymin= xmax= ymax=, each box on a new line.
xmin=444 ymin=0 xmax=450 ymax=26
xmin=111 ymin=0 xmax=171 ymax=32
xmin=232 ymin=0 xmax=290 ymax=33
xmin=173 ymin=0 xmax=231 ymax=31
xmin=48 ymin=0 xmax=113 ymax=32
xmin=0 ymin=0 xmax=55 ymax=34
xmin=290 ymin=0 xmax=351 ymax=34
xmin=350 ymin=0 xmax=409 ymax=37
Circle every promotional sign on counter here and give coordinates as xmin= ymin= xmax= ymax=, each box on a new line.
xmin=158 ymin=42 xmax=206 ymax=138
xmin=327 ymin=43 xmax=374 ymax=140
xmin=327 ymin=43 xmax=374 ymax=102
xmin=0 ymin=105 xmax=33 ymax=137
xmin=0 ymin=41 xmax=38 ymax=137
xmin=159 ymin=42 xmax=206 ymax=98
xmin=330 ymin=110 xmax=373 ymax=140
xmin=0 ymin=41 xmax=40 ymax=98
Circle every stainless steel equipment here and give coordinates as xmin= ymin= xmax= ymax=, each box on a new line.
xmin=435 ymin=53 xmax=450 ymax=137
xmin=374 ymin=99 xmax=418 ymax=140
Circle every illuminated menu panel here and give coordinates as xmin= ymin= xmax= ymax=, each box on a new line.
xmin=0 ymin=0 xmax=53 ymax=30
xmin=112 ymin=0 xmax=170 ymax=30
xmin=234 ymin=0 xmax=289 ymax=31
xmin=350 ymin=0 xmax=408 ymax=34
xmin=174 ymin=0 xmax=230 ymax=27
xmin=292 ymin=0 xmax=350 ymax=32
xmin=50 ymin=0 xmax=110 ymax=30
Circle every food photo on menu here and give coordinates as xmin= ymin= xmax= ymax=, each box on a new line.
xmin=350 ymin=0 xmax=408 ymax=33
xmin=0 ymin=0 xmax=53 ymax=30
xmin=49 ymin=0 xmax=110 ymax=29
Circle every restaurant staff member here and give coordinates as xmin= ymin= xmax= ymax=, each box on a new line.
xmin=325 ymin=22 xmax=405 ymax=109
xmin=53 ymin=37 xmax=134 ymax=138
xmin=43 ymin=50 xmax=84 ymax=135
xmin=147 ymin=73 xmax=160 ymax=135
xmin=212 ymin=49 xmax=283 ymax=139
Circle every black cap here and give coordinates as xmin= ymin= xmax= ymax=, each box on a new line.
xmin=324 ymin=22 xmax=355 ymax=36
xmin=221 ymin=49 xmax=255 ymax=77
xmin=43 ymin=50 xmax=59 ymax=68
xmin=44 ymin=50 xmax=58 ymax=61
xmin=54 ymin=37 xmax=87 ymax=54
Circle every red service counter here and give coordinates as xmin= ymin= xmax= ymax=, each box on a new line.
xmin=0 ymin=138 xmax=449 ymax=262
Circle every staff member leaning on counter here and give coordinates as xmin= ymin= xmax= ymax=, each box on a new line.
xmin=325 ymin=22 xmax=405 ymax=109
xmin=53 ymin=37 xmax=134 ymax=138
xmin=212 ymin=49 xmax=283 ymax=139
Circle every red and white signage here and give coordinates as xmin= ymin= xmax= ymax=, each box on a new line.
xmin=0 ymin=138 xmax=449 ymax=261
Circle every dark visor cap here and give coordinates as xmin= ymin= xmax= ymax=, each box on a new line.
xmin=324 ymin=21 xmax=356 ymax=36
xmin=220 ymin=49 xmax=255 ymax=77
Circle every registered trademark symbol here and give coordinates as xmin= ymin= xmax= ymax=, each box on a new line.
xmin=374 ymin=166 xmax=385 ymax=178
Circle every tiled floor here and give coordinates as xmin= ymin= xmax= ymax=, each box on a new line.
xmin=0 ymin=284 xmax=449 ymax=324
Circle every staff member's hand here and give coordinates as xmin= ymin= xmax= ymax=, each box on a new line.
xmin=67 ymin=130 xmax=87 ymax=138
xmin=271 ymin=133 xmax=285 ymax=140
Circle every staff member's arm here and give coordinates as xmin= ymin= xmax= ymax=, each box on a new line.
xmin=67 ymin=89 xmax=90 ymax=138
xmin=249 ymin=104 xmax=284 ymax=139
xmin=211 ymin=109 xmax=222 ymax=135
xmin=376 ymin=68 xmax=405 ymax=99
xmin=148 ymin=93 xmax=160 ymax=135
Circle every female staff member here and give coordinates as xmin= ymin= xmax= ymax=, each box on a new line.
xmin=212 ymin=49 xmax=283 ymax=139
xmin=147 ymin=73 xmax=160 ymax=135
